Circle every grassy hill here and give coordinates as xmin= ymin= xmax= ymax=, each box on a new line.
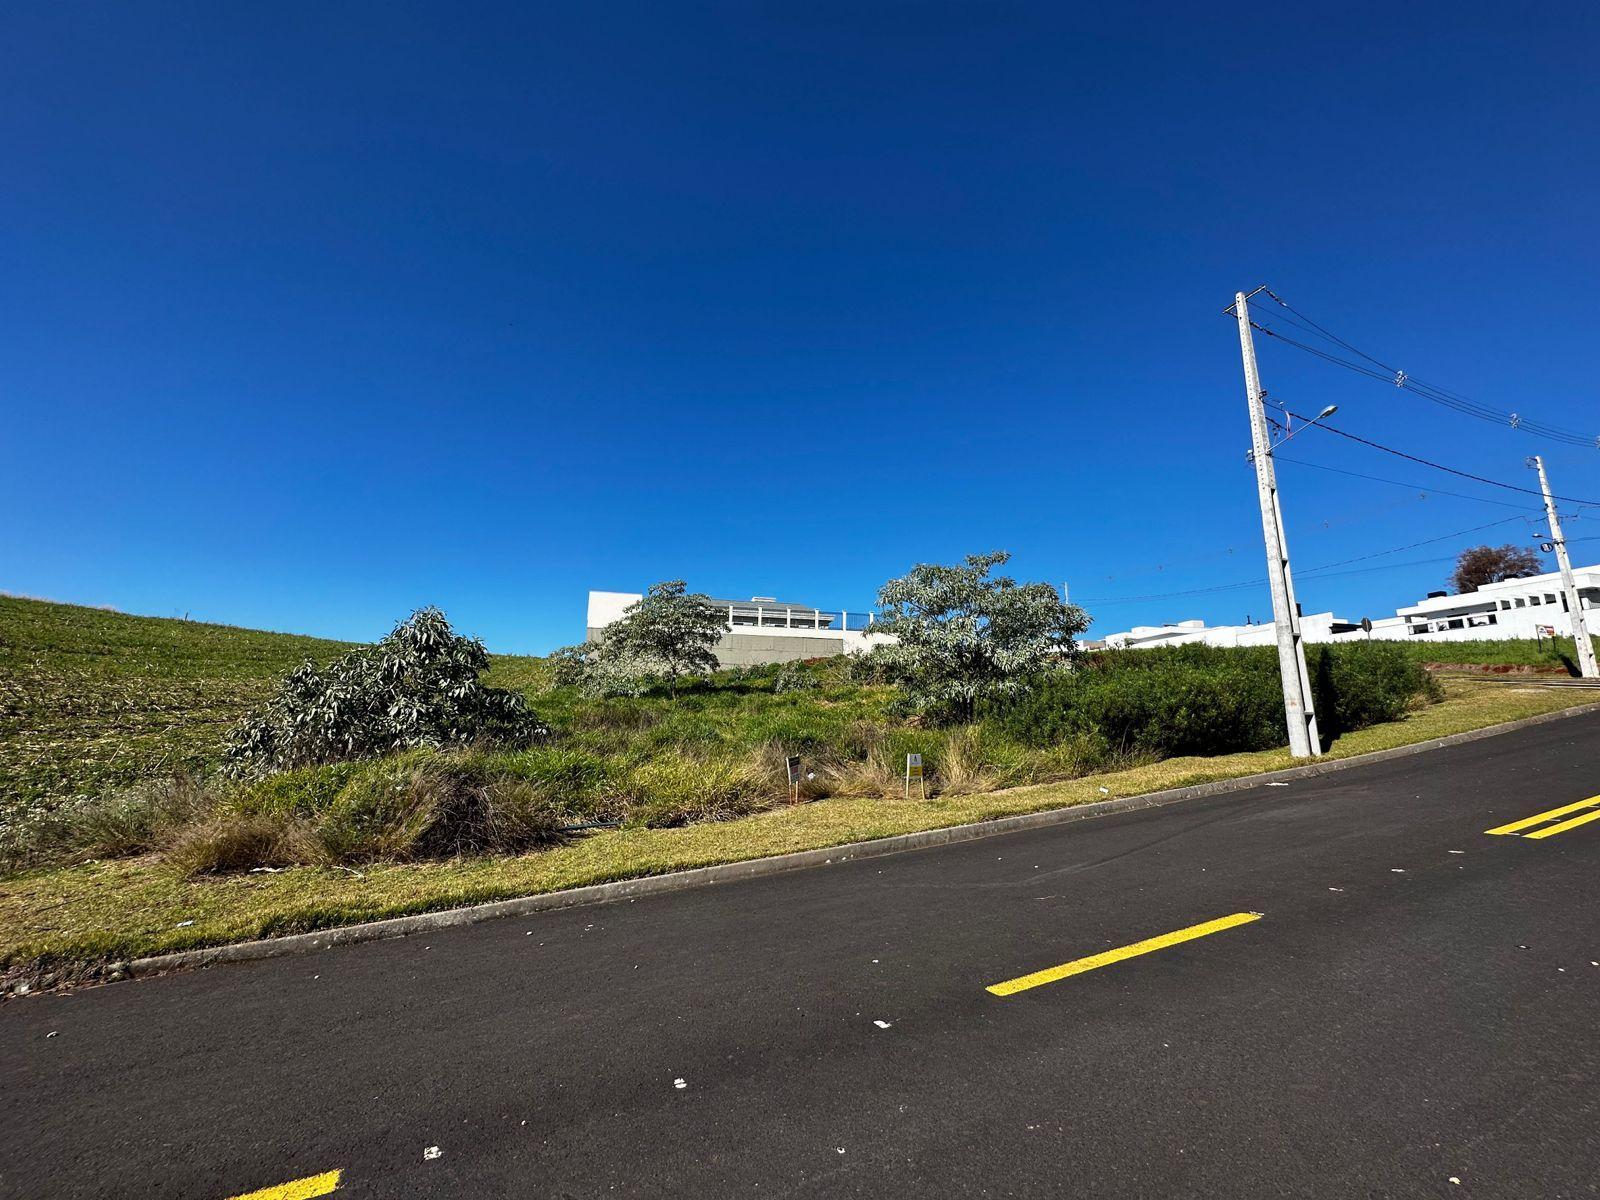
xmin=0 ymin=598 xmax=360 ymax=822
xmin=3 ymin=596 xmax=1586 ymax=828
xmin=4 ymin=595 xmax=1596 ymax=980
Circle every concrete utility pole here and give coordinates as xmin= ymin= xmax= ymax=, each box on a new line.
xmin=1530 ymin=454 xmax=1598 ymax=679
xmin=1234 ymin=290 xmax=1322 ymax=757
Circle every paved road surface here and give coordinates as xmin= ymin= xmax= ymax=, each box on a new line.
xmin=5 ymin=715 xmax=1600 ymax=1198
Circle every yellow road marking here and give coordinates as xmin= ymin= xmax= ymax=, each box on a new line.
xmin=1524 ymin=807 xmax=1600 ymax=840
xmin=985 ymin=912 xmax=1262 ymax=997
xmin=1485 ymin=794 xmax=1600 ymax=836
xmin=227 ymin=1170 xmax=341 ymax=1200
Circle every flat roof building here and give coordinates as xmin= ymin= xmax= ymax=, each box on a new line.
xmin=1101 ymin=564 xmax=1600 ymax=650
xmin=586 ymin=591 xmax=891 ymax=668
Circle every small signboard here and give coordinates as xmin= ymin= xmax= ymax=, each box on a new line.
xmin=786 ymin=754 xmax=803 ymax=802
xmin=905 ymin=753 xmax=925 ymax=799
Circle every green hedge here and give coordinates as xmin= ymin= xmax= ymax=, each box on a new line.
xmin=990 ymin=642 xmax=1437 ymax=757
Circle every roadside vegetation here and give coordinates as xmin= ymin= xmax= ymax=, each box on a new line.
xmin=4 ymin=555 xmax=1592 ymax=980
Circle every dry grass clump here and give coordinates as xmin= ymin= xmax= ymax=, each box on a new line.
xmin=619 ymin=748 xmax=776 ymax=828
xmin=821 ymin=745 xmax=906 ymax=799
xmin=933 ymin=728 xmax=999 ymax=795
xmin=64 ymin=775 xmax=220 ymax=859
xmin=166 ymin=813 xmax=301 ymax=875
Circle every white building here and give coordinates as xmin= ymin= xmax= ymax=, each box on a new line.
xmin=586 ymin=591 xmax=892 ymax=668
xmin=1102 ymin=564 xmax=1600 ymax=650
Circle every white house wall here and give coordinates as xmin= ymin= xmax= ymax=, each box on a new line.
xmin=1100 ymin=565 xmax=1600 ymax=650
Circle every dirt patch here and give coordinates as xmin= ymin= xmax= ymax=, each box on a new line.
xmin=1424 ymin=662 xmax=1571 ymax=676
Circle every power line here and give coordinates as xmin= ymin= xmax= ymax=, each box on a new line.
xmin=1272 ymin=455 xmax=1536 ymax=511
xmin=1077 ymin=515 xmax=1536 ymax=606
xmin=1294 ymin=514 xmax=1536 ymax=575
xmin=1280 ymin=409 xmax=1600 ymax=507
xmin=1246 ymin=292 xmax=1600 ymax=449
xmin=1090 ymin=486 xmax=1442 ymax=587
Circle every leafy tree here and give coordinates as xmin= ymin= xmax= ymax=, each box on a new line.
xmin=588 ymin=580 xmax=726 ymax=696
xmin=1451 ymin=544 xmax=1542 ymax=593
xmin=223 ymin=607 xmax=545 ymax=775
xmin=546 ymin=643 xmax=593 ymax=688
xmin=867 ymin=551 xmax=1090 ymax=721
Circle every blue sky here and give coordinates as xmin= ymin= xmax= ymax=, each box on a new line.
xmin=5 ymin=3 xmax=1599 ymax=653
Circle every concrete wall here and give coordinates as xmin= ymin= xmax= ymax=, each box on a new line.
xmin=585 ymin=589 xmax=893 ymax=668
xmin=711 ymin=632 xmax=852 ymax=668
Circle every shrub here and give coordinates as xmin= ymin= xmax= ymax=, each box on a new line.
xmin=991 ymin=642 xmax=1438 ymax=758
xmin=1310 ymin=642 xmax=1442 ymax=736
xmin=987 ymin=652 xmax=1275 ymax=757
xmin=773 ymin=662 xmax=821 ymax=693
xmin=223 ymin=608 xmax=546 ymax=776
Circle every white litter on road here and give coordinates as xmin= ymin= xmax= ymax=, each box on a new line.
xmin=1448 ymin=850 xmax=1465 ymax=855
xmin=1266 ymin=782 xmax=1289 ymax=788
xmin=673 ymin=1078 xmax=687 ymax=1090
xmin=174 ymin=920 xmax=195 ymax=927
xmin=423 ymin=1147 xmax=442 ymax=1161
xmin=1390 ymin=869 xmax=1406 ymax=873
xmin=873 ymin=1020 xmax=892 ymax=1029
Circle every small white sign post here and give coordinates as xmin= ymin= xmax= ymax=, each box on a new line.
xmin=786 ymin=754 xmax=803 ymax=803
xmin=905 ymin=753 xmax=924 ymax=800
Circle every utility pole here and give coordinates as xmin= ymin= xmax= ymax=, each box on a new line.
xmin=1530 ymin=454 xmax=1598 ymax=678
xmin=1234 ymin=290 xmax=1321 ymax=757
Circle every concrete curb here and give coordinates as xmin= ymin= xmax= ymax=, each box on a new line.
xmin=99 ymin=699 xmax=1597 ymax=984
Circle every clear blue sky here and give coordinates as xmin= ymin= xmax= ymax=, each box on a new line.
xmin=6 ymin=4 xmax=1599 ymax=653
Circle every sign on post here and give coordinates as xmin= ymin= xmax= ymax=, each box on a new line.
xmin=905 ymin=753 xmax=924 ymax=800
xmin=786 ymin=754 xmax=802 ymax=803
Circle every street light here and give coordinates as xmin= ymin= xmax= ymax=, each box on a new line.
xmin=1272 ymin=404 xmax=1338 ymax=449
xmin=1245 ymin=404 xmax=1339 ymax=463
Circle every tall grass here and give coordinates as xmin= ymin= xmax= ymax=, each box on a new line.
xmin=6 ymin=635 xmax=1443 ymax=877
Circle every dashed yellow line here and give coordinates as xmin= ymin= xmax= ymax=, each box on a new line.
xmin=1485 ymin=794 xmax=1600 ymax=838
xmin=227 ymin=1170 xmax=341 ymax=1200
xmin=985 ymin=911 xmax=1262 ymax=997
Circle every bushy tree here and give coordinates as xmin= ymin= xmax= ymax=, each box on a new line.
xmin=568 ymin=581 xmax=727 ymax=697
xmin=224 ymin=607 xmax=546 ymax=775
xmin=1451 ymin=544 xmax=1542 ymax=593
xmin=867 ymin=551 xmax=1089 ymax=721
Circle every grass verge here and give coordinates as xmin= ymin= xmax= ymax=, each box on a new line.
xmin=3 ymin=680 xmax=1593 ymax=984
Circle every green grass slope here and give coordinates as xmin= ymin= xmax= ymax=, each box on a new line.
xmin=0 ymin=597 xmax=359 ymax=819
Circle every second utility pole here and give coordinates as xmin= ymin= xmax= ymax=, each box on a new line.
xmin=1235 ymin=290 xmax=1321 ymax=757
xmin=1530 ymin=454 xmax=1598 ymax=679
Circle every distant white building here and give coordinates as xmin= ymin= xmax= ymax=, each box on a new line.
xmin=1102 ymin=564 xmax=1600 ymax=650
xmin=586 ymin=591 xmax=892 ymax=668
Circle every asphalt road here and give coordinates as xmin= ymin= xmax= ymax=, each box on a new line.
xmin=5 ymin=715 xmax=1600 ymax=1199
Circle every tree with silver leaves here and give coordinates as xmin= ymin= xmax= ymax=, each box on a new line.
xmin=867 ymin=551 xmax=1089 ymax=722
xmin=588 ymin=580 xmax=726 ymax=697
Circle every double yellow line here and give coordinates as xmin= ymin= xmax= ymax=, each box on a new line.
xmin=1485 ymin=794 xmax=1600 ymax=840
